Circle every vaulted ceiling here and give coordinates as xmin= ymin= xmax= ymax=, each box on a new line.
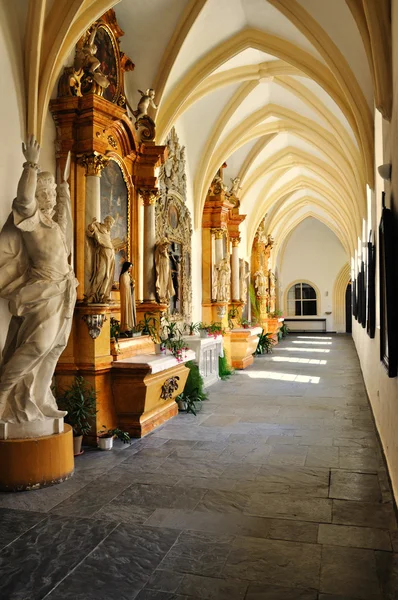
xmin=20 ymin=0 xmax=391 ymax=260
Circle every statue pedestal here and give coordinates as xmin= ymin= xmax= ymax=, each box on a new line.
xmin=0 ymin=424 xmax=74 ymax=492
xmin=0 ymin=418 xmax=64 ymax=440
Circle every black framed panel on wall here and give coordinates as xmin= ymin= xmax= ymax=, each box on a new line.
xmin=379 ymin=194 xmax=398 ymax=377
xmin=367 ymin=233 xmax=376 ymax=339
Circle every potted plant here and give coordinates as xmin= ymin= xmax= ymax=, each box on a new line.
xmin=255 ymin=331 xmax=275 ymax=354
xmin=131 ymin=324 xmax=143 ymax=338
xmin=97 ymin=425 xmax=131 ymax=450
xmin=57 ymin=376 xmax=98 ymax=456
xmin=175 ymin=361 xmax=207 ymax=415
xmin=207 ymin=321 xmax=225 ymax=338
xmin=185 ymin=322 xmax=200 ymax=336
xmin=140 ymin=312 xmax=159 ymax=338
xmin=240 ymin=318 xmax=252 ymax=329
xmin=110 ymin=317 xmax=120 ymax=341
xmin=198 ymin=323 xmax=209 ymax=339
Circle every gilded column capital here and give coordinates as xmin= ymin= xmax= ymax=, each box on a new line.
xmin=139 ymin=188 xmax=158 ymax=206
xmin=78 ymin=152 xmax=109 ymax=176
xmin=211 ymin=228 xmax=225 ymax=240
xmin=231 ymin=237 xmax=241 ymax=247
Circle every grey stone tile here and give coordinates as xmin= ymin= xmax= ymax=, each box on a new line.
xmin=200 ymin=415 xmax=240 ymax=427
xmin=332 ymin=499 xmax=397 ymax=529
xmin=266 ymin=445 xmax=308 ymax=467
xmin=333 ymin=437 xmax=377 ymax=449
xmin=0 ymin=514 xmax=116 ymax=600
xmin=175 ymin=476 xmax=237 ymax=491
xmin=46 ymin=525 xmax=180 ymax=600
xmin=50 ymin=478 xmax=131 ymax=517
xmin=267 ymin=518 xmax=319 ymax=543
xmin=159 ymin=530 xmax=233 ymax=577
xmin=252 ymin=465 xmax=330 ymax=497
xmin=145 ymin=569 xmax=184 ymax=592
xmin=177 ymin=573 xmax=248 ymax=599
xmin=375 ymin=550 xmax=398 ymax=600
xmin=306 ymin=446 xmax=339 ymax=468
xmin=0 ymin=508 xmax=46 ymax=550
xmin=223 ymin=536 xmax=322 ymax=588
xmin=157 ymin=458 xmax=226 ymax=479
xmin=246 ymin=584 xmax=318 ymax=599
xmin=329 ymin=471 xmax=381 ymax=502
xmin=339 ymin=448 xmax=380 ymax=472
xmin=221 ymin=463 xmax=261 ymax=480
xmin=320 ymin=545 xmax=382 ymax=599
xmin=195 ymin=489 xmax=250 ymax=513
xmin=114 ymin=483 xmax=206 ymax=510
xmin=94 ymin=502 xmax=154 ymax=525
xmin=390 ymin=530 xmax=398 ymax=552
xmin=135 ymin=591 xmax=194 ymax=600
xmin=246 ymin=492 xmax=332 ymax=523
xmin=318 ymin=523 xmax=392 ymax=551
xmin=145 ymin=508 xmax=273 ymax=539
xmin=109 ymin=466 xmax=182 ymax=487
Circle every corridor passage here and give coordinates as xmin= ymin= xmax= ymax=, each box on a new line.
xmin=0 ymin=335 xmax=397 ymax=599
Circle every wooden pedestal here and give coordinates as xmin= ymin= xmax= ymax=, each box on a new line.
xmin=111 ymin=357 xmax=192 ymax=437
xmin=0 ymin=425 xmax=74 ymax=492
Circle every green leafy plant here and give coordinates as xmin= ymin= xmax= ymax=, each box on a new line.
xmin=255 ymin=331 xmax=275 ymax=355
xmin=280 ymin=322 xmax=290 ymax=338
xmin=239 ymin=317 xmax=252 ymax=329
xmin=219 ymin=352 xmax=234 ymax=380
xmin=176 ymin=361 xmax=207 ymax=415
xmin=57 ymin=376 xmax=98 ymax=437
xmin=269 ymin=309 xmax=283 ymax=318
xmin=185 ymin=322 xmax=200 ymax=335
xmin=110 ymin=317 xmax=120 ymax=341
xmin=97 ymin=425 xmax=131 ymax=444
xmin=140 ymin=312 xmax=159 ymax=339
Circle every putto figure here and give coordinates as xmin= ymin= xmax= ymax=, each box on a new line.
xmin=133 ymin=88 xmax=158 ymax=121
xmin=85 ymin=216 xmax=115 ymax=304
xmin=0 ymin=136 xmax=78 ymax=424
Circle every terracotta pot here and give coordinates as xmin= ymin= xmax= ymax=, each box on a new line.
xmin=73 ymin=435 xmax=83 ymax=456
xmin=98 ymin=436 xmax=114 ymax=450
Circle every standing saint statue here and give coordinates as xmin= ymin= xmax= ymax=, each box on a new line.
xmin=0 ymin=136 xmax=78 ymax=424
xmin=254 ymin=269 xmax=268 ymax=297
xmin=215 ymin=257 xmax=231 ymax=302
xmin=239 ymin=261 xmax=250 ymax=303
xmin=155 ymin=237 xmax=175 ymax=303
xmin=85 ymin=215 xmax=115 ymax=304
xmin=119 ymin=261 xmax=136 ymax=335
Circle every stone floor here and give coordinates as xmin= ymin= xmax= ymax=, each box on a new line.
xmin=0 ymin=334 xmax=397 ymax=600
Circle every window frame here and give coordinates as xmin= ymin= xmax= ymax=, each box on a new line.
xmin=286 ymin=282 xmax=318 ymax=317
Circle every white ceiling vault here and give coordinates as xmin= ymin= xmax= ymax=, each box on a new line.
xmin=28 ymin=0 xmax=386 ymax=262
xmin=119 ymin=0 xmax=382 ymax=258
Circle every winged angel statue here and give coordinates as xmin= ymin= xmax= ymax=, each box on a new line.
xmin=0 ymin=136 xmax=78 ymax=424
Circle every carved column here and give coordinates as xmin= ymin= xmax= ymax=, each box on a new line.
xmin=140 ymin=189 xmax=157 ymax=303
xmin=78 ymin=152 xmax=109 ymax=227
xmin=213 ymin=228 xmax=224 ymax=264
xmin=231 ymin=238 xmax=240 ymax=302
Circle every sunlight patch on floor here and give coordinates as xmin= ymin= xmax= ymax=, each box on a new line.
xmin=296 ymin=336 xmax=333 ymax=340
xmin=292 ymin=340 xmax=332 ymax=345
xmin=240 ymin=370 xmax=320 ymax=384
xmin=271 ymin=356 xmax=327 ymax=365
xmin=275 ymin=347 xmax=331 ymax=353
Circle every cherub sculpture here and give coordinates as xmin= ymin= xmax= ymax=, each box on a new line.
xmin=132 ymin=89 xmax=158 ymax=121
xmin=229 ymin=176 xmax=242 ymax=197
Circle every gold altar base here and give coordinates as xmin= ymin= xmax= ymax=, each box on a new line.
xmin=264 ymin=317 xmax=284 ymax=344
xmin=0 ymin=425 xmax=74 ymax=492
xmin=111 ymin=362 xmax=189 ymax=437
xmin=112 ymin=335 xmax=153 ymax=360
xmin=226 ymin=327 xmax=262 ymax=369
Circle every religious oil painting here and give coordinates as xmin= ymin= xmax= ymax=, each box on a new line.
xmin=100 ymin=159 xmax=129 ymax=282
xmin=94 ymin=26 xmax=119 ymax=102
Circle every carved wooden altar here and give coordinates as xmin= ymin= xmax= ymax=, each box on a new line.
xmin=51 ymin=10 xmax=170 ymax=440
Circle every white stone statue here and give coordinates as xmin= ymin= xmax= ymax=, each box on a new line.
xmin=0 ymin=136 xmax=78 ymax=424
xmin=85 ymin=216 xmax=115 ymax=304
xmin=254 ymin=269 xmax=268 ymax=297
xmin=119 ymin=261 xmax=136 ymax=334
xmin=215 ymin=257 xmax=231 ymax=302
xmin=239 ymin=261 xmax=250 ymax=302
xmin=229 ymin=176 xmax=242 ymax=197
xmin=133 ymin=89 xmax=158 ymax=121
xmin=155 ymin=237 xmax=175 ymax=303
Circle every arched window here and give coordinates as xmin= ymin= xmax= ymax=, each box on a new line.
xmin=287 ymin=283 xmax=317 ymax=316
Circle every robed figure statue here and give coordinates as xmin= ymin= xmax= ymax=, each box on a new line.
xmin=119 ymin=261 xmax=137 ymax=334
xmin=0 ymin=136 xmax=78 ymax=424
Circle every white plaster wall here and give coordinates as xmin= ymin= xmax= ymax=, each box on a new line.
xmin=278 ymin=217 xmax=348 ymax=331
xmin=0 ymin=2 xmax=27 ymax=350
xmin=350 ymin=0 xmax=398 ymax=503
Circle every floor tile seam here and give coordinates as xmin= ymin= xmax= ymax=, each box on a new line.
xmin=40 ymin=521 xmax=120 ymax=599
xmin=0 ymin=512 xmax=49 ymax=554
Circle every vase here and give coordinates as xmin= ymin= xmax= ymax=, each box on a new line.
xmin=73 ymin=435 xmax=83 ymax=456
xmin=98 ymin=436 xmax=114 ymax=450
xmin=200 ymin=330 xmax=208 ymax=339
